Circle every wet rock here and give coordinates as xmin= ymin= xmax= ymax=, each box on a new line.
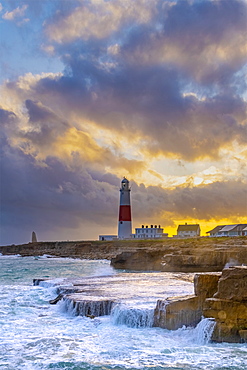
xmin=194 ymin=273 xmax=221 ymax=299
xmin=203 ymin=266 xmax=247 ymax=343
xmin=154 ymin=268 xmax=247 ymax=343
xmin=49 ymin=294 xmax=63 ymax=304
xmin=153 ymin=295 xmax=202 ymax=330
xmin=213 ymin=266 xmax=247 ymax=301
xmin=153 ymin=272 xmax=220 ymax=330
xmin=63 ymin=294 xmax=116 ymax=317
xmin=33 ymin=278 xmax=50 ymax=286
xmin=239 ymin=330 xmax=247 ymax=342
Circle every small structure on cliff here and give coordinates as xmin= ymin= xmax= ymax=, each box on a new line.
xmin=31 ymin=231 xmax=37 ymax=243
xmin=133 ymin=225 xmax=168 ymax=239
xmin=206 ymin=224 xmax=247 ymax=237
xmin=99 ymin=235 xmax=117 ymax=241
xmin=177 ymin=223 xmax=200 ymax=238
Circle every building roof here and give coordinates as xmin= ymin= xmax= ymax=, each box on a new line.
xmin=207 ymin=224 xmax=247 ymax=234
xmin=243 ymin=227 xmax=247 ymax=231
xmin=218 ymin=224 xmax=247 ymax=233
xmin=121 ymin=177 xmax=129 ymax=183
xmin=218 ymin=225 xmax=238 ymax=232
xmin=177 ymin=224 xmax=200 ymax=232
xmin=206 ymin=225 xmax=225 ymax=234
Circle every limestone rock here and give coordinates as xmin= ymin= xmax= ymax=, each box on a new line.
xmin=203 ymin=266 xmax=247 ymax=343
xmin=63 ymin=294 xmax=116 ymax=317
xmin=154 ymin=267 xmax=247 ymax=342
xmin=154 ymin=295 xmax=202 ymax=330
xmin=213 ymin=266 xmax=247 ymax=301
xmin=239 ymin=330 xmax=247 ymax=342
xmin=111 ymin=250 xmax=164 ymax=270
xmin=153 ymin=272 xmax=220 ymax=331
xmin=194 ymin=273 xmax=221 ymax=299
xmin=203 ymin=298 xmax=247 ymax=342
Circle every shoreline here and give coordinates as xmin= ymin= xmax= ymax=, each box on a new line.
xmin=1 ymin=236 xmax=246 ymax=272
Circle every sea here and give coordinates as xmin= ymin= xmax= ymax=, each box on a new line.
xmin=0 ymin=254 xmax=247 ymax=370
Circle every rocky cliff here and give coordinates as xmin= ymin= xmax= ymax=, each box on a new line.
xmin=1 ymin=237 xmax=246 ymax=272
xmin=154 ymin=266 xmax=247 ymax=343
xmin=111 ymin=237 xmax=247 ymax=272
xmin=203 ymin=266 xmax=247 ymax=342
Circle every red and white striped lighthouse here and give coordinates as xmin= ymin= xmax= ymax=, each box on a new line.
xmin=118 ymin=177 xmax=132 ymax=239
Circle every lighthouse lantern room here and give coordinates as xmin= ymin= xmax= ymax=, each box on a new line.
xmin=118 ymin=177 xmax=132 ymax=239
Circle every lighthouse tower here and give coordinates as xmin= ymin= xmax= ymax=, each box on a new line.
xmin=118 ymin=177 xmax=132 ymax=239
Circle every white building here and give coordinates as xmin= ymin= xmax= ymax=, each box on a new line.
xmin=177 ymin=223 xmax=200 ymax=238
xmin=206 ymin=224 xmax=247 ymax=237
xmin=133 ymin=225 xmax=168 ymax=239
xmin=99 ymin=235 xmax=117 ymax=241
xmin=217 ymin=224 xmax=247 ymax=237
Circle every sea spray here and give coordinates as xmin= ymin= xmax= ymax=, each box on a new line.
xmin=59 ymin=296 xmax=115 ymax=317
xmin=192 ymin=317 xmax=216 ymax=344
xmin=1 ymin=256 xmax=247 ymax=370
xmin=111 ymin=304 xmax=154 ymax=328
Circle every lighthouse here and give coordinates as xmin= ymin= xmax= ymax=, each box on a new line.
xmin=118 ymin=177 xmax=132 ymax=239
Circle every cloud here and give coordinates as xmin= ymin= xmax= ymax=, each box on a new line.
xmin=2 ymin=4 xmax=28 ymax=21
xmin=24 ymin=62 xmax=246 ymax=161
xmin=0 ymin=137 xmax=120 ymax=244
xmin=131 ymin=179 xmax=247 ymax=226
xmin=1 ymin=0 xmax=247 ymax=244
xmin=121 ymin=0 xmax=247 ymax=86
xmin=45 ymin=0 xmax=155 ymax=43
xmin=2 ymin=0 xmax=245 ymax=161
xmin=1 ymin=131 xmax=246 ymax=245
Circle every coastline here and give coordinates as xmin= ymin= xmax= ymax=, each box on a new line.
xmin=1 ymin=236 xmax=246 ymax=272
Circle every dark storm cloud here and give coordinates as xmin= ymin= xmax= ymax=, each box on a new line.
xmin=22 ymin=0 xmax=245 ymax=160
xmin=0 ymin=108 xmax=16 ymax=129
xmin=0 ymin=138 xmax=119 ymax=244
xmin=1 ymin=133 xmax=246 ymax=244
xmin=131 ymin=179 xmax=247 ymax=224
xmin=32 ymin=60 xmax=247 ymax=160
xmin=22 ymin=99 xmax=69 ymax=147
xmin=1 ymin=0 xmax=247 ymax=244
xmin=122 ymin=0 xmax=247 ymax=86
xmin=3 ymin=0 xmax=245 ymax=160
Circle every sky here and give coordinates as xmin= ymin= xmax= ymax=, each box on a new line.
xmin=0 ymin=0 xmax=247 ymax=245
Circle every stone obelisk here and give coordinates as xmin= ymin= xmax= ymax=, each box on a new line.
xmin=32 ymin=231 xmax=37 ymax=243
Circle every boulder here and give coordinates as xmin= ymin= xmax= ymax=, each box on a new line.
xmin=203 ymin=266 xmax=247 ymax=342
xmin=111 ymin=250 xmax=164 ymax=270
xmin=154 ymin=273 xmax=220 ymax=330
xmin=63 ymin=294 xmax=116 ymax=317
xmin=154 ymin=295 xmax=202 ymax=330
xmin=194 ymin=273 xmax=221 ymax=299
xmin=154 ymin=267 xmax=247 ymax=342
xmin=213 ymin=266 xmax=247 ymax=301
xmin=203 ymin=298 xmax=247 ymax=342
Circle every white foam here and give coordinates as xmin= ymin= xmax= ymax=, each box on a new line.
xmin=111 ymin=304 xmax=154 ymax=328
xmin=1 ymin=256 xmax=246 ymax=370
